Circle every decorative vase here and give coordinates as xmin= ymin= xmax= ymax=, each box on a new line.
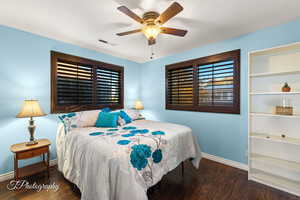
xmin=282 ymin=82 xmax=291 ymax=92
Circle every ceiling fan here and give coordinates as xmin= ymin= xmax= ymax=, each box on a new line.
xmin=116 ymin=2 xmax=187 ymax=45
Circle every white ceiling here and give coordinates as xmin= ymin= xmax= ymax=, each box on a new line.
xmin=1 ymin=0 xmax=300 ymax=63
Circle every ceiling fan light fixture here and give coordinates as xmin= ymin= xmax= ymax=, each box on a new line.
xmin=142 ymin=24 xmax=161 ymax=39
xmin=116 ymin=2 xmax=186 ymax=46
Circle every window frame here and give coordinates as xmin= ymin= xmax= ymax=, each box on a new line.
xmin=51 ymin=51 xmax=124 ymax=113
xmin=165 ymin=49 xmax=240 ymax=114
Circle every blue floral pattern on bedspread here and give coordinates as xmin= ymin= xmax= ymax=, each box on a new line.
xmin=130 ymin=144 xmax=152 ymax=170
xmin=89 ymin=132 xmax=105 ymax=136
xmin=89 ymin=128 xmax=167 ymax=186
xmin=152 ymin=149 xmax=163 ymax=163
xmin=117 ymin=140 xmax=131 ymax=145
xmin=122 ymin=126 xmax=137 ymax=130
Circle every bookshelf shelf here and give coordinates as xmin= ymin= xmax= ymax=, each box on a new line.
xmin=250 ymin=91 xmax=300 ymax=95
xmin=251 ymin=153 xmax=300 ymax=172
xmin=250 ymin=170 xmax=300 ymax=196
xmin=250 ymin=113 xmax=300 ymax=118
xmin=250 ymin=133 xmax=300 ymax=146
xmin=250 ymin=70 xmax=300 ymax=77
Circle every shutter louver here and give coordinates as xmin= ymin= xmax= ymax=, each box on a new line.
xmin=198 ymin=60 xmax=234 ymax=107
xmin=96 ymin=68 xmax=121 ymax=105
xmin=57 ymin=61 xmax=93 ymax=106
xmin=167 ymin=66 xmax=194 ymax=106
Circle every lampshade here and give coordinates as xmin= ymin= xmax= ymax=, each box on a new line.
xmin=134 ymin=100 xmax=144 ymax=110
xmin=16 ymin=100 xmax=46 ymax=118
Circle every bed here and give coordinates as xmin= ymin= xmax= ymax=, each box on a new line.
xmin=56 ymin=119 xmax=201 ymax=200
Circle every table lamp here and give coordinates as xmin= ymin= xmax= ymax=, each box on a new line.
xmin=134 ymin=100 xmax=144 ymax=110
xmin=16 ymin=100 xmax=46 ymax=146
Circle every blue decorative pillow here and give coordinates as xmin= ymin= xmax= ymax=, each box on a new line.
xmin=120 ymin=110 xmax=132 ymax=124
xmin=95 ymin=112 xmax=120 ymax=128
xmin=102 ymin=107 xmax=111 ymax=112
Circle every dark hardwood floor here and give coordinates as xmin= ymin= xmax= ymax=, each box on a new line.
xmin=0 ymin=158 xmax=299 ymax=200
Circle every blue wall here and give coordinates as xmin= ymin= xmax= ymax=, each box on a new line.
xmin=140 ymin=18 xmax=300 ymax=164
xmin=1 ymin=18 xmax=300 ymax=175
xmin=0 ymin=25 xmax=141 ymax=174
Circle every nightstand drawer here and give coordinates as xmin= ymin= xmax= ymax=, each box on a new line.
xmin=17 ymin=147 xmax=48 ymax=159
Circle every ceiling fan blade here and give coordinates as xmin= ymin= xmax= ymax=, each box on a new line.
xmin=116 ymin=29 xmax=141 ymax=36
xmin=157 ymin=2 xmax=183 ymax=25
xmin=117 ymin=6 xmax=144 ymax=24
xmin=148 ymin=38 xmax=156 ymax=46
xmin=160 ymin=27 xmax=187 ymax=37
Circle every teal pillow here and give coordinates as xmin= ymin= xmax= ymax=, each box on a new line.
xmin=96 ymin=112 xmax=120 ymax=128
xmin=120 ymin=110 xmax=132 ymax=124
xmin=102 ymin=107 xmax=111 ymax=112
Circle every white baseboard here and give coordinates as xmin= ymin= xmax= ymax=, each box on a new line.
xmin=202 ymin=152 xmax=249 ymax=171
xmin=0 ymin=159 xmax=57 ymax=183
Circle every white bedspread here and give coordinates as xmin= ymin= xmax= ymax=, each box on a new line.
xmin=56 ymin=120 xmax=201 ymax=200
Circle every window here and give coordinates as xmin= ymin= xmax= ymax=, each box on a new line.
xmin=51 ymin=51 xmax=124 ymax=113
xmin=166 ymin=49 xmax=240 ymax=114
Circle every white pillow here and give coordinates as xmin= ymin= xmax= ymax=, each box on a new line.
xmin=58 ymin=112 xmax=80 ymax=134
xmin=118 ymin=117 xmax=126 ymax=126
xmin=108 ymin=110 xmax=126 ymax=126
xmin=123 ymin=109 xmax=140 ymax=121
xmin=77 ymin=110 xmax=101 ymax=127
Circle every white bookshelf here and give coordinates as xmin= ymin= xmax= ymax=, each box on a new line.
xmin=248 ymin=42 xmax=300 ymax=197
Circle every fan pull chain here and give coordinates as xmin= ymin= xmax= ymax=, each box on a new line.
xmin=150 ymin=45 xmax=155 ymax=60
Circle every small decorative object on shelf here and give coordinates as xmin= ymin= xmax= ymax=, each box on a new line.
xmin=282 ymin=82 xmax=291 ymax=92
xmin=275 ymin=106 xmax=293 ymax=115
xmin=276 ymin=97 xmax=293 ymax=115
xmin=281 ymin=134 xmax=286 ymax=138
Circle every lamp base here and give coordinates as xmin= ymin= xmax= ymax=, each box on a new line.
xmin=27 ymin=117 xmax=38 ymax=146
xmin=26 ymin=140 xmax=38 ymax=146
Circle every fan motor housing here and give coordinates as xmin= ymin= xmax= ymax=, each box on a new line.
xmin=143 ymin=11 xmax=159 ymax=25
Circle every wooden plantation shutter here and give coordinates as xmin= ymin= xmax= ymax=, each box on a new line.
xmin=51 ymin=51 xmax=124 ymax=113
xmin=56 ymin=61 xmax=93 ymax=106
xmin=166 ymin=49 xmax=240 ymax=114
xmin=96 ymin=67 xmax=122 ymax=105
xmin=166 ymin=62 xmax=195 ymax=110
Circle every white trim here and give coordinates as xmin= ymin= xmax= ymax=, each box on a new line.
xmin=0 ymin=172 xmax=14 ymax=183
xmin=0 ymin=159 xmax=57 ymax=182
xmin=202 ymin=152 xmax=249 ymax=171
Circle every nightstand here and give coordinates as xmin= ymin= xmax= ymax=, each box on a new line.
xmin=10 ymin=139 xmax=51 ymax=180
